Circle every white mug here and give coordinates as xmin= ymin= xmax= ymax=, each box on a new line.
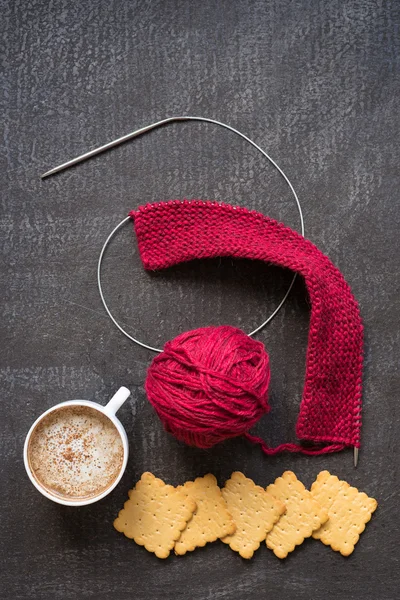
xmin=23 ymin=387 xmax=130 ymax=506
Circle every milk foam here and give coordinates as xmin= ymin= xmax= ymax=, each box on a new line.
xmin=28 ymin=406 xmax=124 ymax=499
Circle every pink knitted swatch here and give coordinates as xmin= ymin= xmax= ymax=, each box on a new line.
xmin=130 ymin=201 xmax=363 ymax=454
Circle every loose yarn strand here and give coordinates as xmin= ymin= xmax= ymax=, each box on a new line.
xmin=244 ymin=433 xmax=345 ymax=456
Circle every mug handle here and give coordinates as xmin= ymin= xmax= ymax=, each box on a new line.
xmin=103 ymin=387 xmax=131 ymax=416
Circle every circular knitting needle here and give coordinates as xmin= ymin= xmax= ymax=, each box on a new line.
xmin=41 ymin=117 xmax=359 ymax=466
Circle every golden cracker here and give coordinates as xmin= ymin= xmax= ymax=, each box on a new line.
xmin=221 ymin=471 xmax=286 ymax=559
xmin=114 ymin=472 xmax=196 ymax=559
xmin=266 ymin=471 xmax=328 ymax=559
xmin=174 ymin=474 xmax=235 ymax=555
xmin=311 ymin=470 xmax=378 ymax=556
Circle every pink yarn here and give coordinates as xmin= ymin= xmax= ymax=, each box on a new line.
xmin=145 ymin=325 xmax=271 ymax=448
xmin=133 ymin=201 xmax=363 ymax=456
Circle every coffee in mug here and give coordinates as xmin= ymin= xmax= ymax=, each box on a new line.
xmin=24 ymin=388 xmax=130 ymax=506
xmin=27 ymin=405 xmax=124 ymax=501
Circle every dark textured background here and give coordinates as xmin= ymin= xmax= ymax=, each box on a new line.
xmin=1 ymin=1 xmax=399 ymax=598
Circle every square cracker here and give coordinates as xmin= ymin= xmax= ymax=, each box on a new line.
xmin=221 ymin=471 xmax=286 ymax=559
xmin=266 ymin=471 xmax=328 ymax=558
xmin=311 ymin=470 xmax=378 ymax=556
xmin=174 ymin=474 xmax=235 ymax=555
xmin=114 ymin=472 xmax=196 ymax=558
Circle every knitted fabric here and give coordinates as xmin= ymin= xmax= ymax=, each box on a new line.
xmin=130 ymin=200 xmax=363 ymax=453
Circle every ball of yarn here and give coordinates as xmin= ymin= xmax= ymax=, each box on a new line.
xmin=145 ymin=325 xmax=271 ymax=448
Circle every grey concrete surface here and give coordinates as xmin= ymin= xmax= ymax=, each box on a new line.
xmin=1 ymin=1 xmax=399 ymax=598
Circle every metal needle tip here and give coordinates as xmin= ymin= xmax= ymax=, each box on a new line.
xmin=353 ymin=447 xmax=359 ymax=468
xmin=41 ymin=168 xmax=58 ymax=179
